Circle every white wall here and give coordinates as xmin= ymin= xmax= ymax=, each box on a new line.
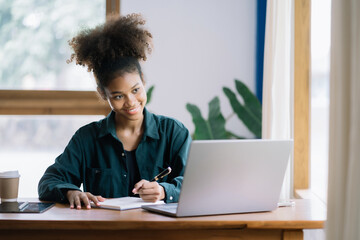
xmin=122 ymin=0 xmax=257 ymax=138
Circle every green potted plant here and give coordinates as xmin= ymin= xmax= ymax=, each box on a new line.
xmin=186 ymin=79 xmax=262 ymax=139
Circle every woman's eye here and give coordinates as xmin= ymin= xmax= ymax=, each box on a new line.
xmin=114 ymin=95 xmax=123 ymax=100
xmin=133 ymin=88 xmax=140 ymax=93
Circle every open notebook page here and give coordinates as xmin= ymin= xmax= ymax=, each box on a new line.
xmin=91 ymin=197 xmax=165 ymax=210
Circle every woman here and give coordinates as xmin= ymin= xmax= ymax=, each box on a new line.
xmin=38 ymin=14 xmax=191 ymax=210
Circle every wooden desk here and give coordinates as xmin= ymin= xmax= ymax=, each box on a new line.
xmin=0 ymin=199 xmax=326 ymax=240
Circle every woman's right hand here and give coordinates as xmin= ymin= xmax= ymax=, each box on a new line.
xmin=66 ymin=190 xmax=105 ymax=210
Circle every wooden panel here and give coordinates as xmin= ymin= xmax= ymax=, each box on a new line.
xmin=106 ymin=0 xmax=120 ymax=18
xmin=0 ymin=229 xmax=283 ymax=240
xmin=283 ymin=230 xmax=304 ymax=240
xmin=0 ymin=90 xmax=111 ymax=116
xmin=294 ymin=0 xmax=311 ymax=190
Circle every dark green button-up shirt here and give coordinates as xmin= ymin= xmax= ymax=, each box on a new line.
xmin=38 ymin=108 xmax=191 ymax=203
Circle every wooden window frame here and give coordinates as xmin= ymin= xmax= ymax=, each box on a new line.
xmin=106 ymin=0 xmax=121 ymax=18
xmin=294 ymin=0 xmax=311 ymax=195
xmin=0 ymin=0 xmax=311 ymax=194
xmin=0 ymin=90 xmax=110 ymax=115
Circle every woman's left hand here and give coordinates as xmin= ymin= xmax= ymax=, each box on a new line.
xmin=132 ymin=180 xmax=165 ymax=202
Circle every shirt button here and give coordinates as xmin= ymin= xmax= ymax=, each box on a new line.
xmin=123 ymin=174 xmax=127 ymax=178
xmin=169 ymin=196 xmax=173 ymax=201
xmin=121 ymin=153 xmax=125 ymax=157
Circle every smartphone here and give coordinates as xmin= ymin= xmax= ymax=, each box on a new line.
xmin=0 ymin=202 xmax=55 ymax=213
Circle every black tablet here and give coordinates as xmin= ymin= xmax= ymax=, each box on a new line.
xmin=0 ymin=202 xmax=55 ymax=213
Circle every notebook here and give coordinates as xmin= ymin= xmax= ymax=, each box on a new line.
xmin=142 ymin=139 xmax=292 ymax=217
xmin=91 ymin=197 xmax=164 ymax=210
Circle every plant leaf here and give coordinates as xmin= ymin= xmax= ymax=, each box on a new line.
xmin=223 ymin=87 xmax=261 ymax=137
xmin=235 ymin=79 xmax=262 ymax=122
xmin=186 ymin=103 xmax=212 ymax=140
xmin=146 ymin=85 xmax=155 ymax=105
xmin=208 ymin=97 xmax=227 ymax=139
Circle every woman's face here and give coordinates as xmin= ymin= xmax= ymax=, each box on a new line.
xmin=101 ymin=72 xmax=147 ymax=122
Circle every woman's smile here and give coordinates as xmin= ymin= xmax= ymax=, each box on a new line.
xmin=124 ymin=105 xmax=141 ymax=115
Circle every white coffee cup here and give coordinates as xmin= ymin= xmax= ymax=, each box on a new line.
xmin=0 ymin=171 xmax=20 ymax=203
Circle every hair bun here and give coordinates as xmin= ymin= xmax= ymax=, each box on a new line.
xmin=67 ymin=13 xmax=152 ymax=73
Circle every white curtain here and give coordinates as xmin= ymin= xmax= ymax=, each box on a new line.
xmin=262 ymin=0 xmax=294 ymax=200
xmin=326 ymin=0 xmax=360 ymax=239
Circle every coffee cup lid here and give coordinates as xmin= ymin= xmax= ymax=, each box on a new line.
xmin=0 ymin=170 xmax=20 ymax=178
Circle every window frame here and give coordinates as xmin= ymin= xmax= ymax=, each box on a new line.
xmin=294 ymin=0 xmax=311 ymax=196
xmin=0 ymin=0 xmax=119 ymax=116
xmin=0 ymin=90 xmax=110 ymax=115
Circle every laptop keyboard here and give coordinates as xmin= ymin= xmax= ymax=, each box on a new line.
xmin=151 ymin=203 xmax=178 ymax=213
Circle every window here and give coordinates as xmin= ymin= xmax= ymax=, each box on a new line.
xmin=310 ymin=0 xmax=331 ymax=203
xmin=0 ymin=0 xmax=105 ymax=90
xmin=0 ymin=0 xmax=117 ymax=197
xmin=0 ymin=115 xmax=103 ymax=197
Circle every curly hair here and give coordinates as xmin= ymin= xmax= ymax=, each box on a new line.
xmin=67 ymin=13 xmax=152 ymax=90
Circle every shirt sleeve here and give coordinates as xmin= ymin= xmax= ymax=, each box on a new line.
xmin=38 ymin=130 xmax=84 ymax=203
xmin=159 ymin=126 xmax=191 ymax=203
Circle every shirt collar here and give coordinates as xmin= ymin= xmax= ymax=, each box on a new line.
xmin=143 ymin=108 xmax=160 ymax=140
xmin=98 ymin=108 xmax=159 ymax=140
xmin=98 ymin=110 xmax=117 ymax=139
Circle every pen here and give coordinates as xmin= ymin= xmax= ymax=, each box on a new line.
xmin=132 ymin=167 xmax=172 ymax=195
xmin=151 ymin=167 xmax=172 ymax=182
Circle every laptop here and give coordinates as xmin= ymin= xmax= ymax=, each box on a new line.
xmin=142 ymin=139 xmax=292 ymax=217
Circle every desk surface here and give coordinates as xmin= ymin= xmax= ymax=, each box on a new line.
xmin=0 ymin=199 xmax=326 ymax=231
